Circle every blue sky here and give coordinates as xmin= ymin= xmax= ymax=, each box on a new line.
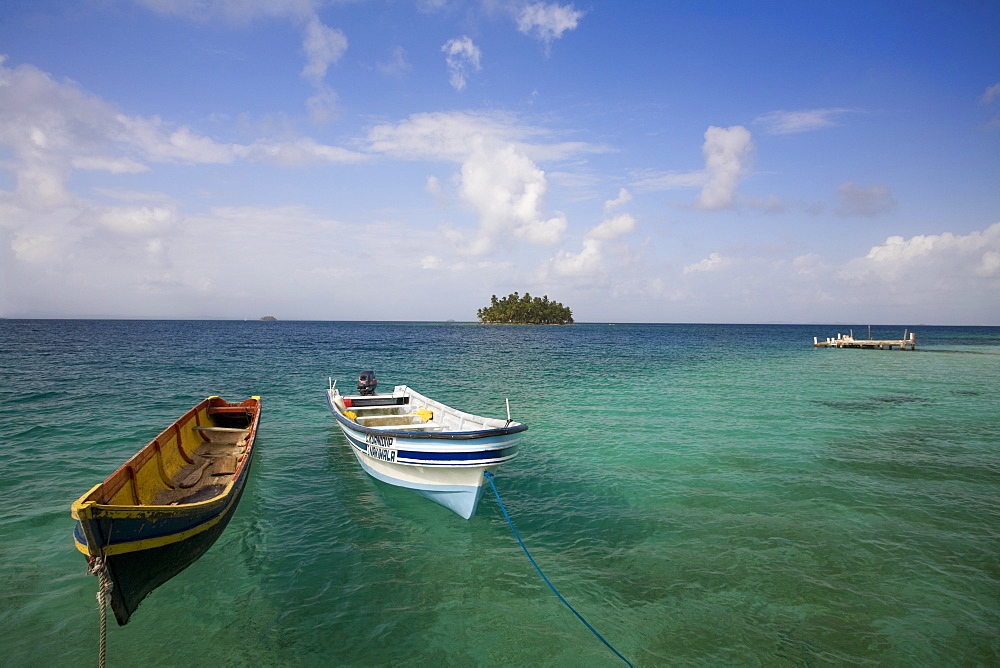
xmin=1 ymin=1 xmax=998 ymax=324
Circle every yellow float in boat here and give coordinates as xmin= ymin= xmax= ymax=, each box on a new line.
xmin=411 ymin=408 xmax=433 ymax=422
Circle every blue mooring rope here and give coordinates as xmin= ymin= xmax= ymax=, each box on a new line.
xmin=484 ymin=472 xmax=633 ymax=667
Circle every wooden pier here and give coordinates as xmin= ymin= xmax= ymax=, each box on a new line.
xmin=813 ymin=329 xmax=916 ymax=351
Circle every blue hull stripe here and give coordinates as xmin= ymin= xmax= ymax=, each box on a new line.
xmin=395 ymin=445 xmax=518 ymax=462
xmin=73 ymin=466 xmax=251 ymax=550
xmin=343 ymin=433 xmax=517 ymax=466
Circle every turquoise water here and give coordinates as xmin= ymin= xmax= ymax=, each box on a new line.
xmin=1 ymin=320 xmax=998 ymax=666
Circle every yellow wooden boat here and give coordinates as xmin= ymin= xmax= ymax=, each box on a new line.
xmin=71 ymin=396 xmax=261 ymax=625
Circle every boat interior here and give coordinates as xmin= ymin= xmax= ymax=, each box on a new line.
xmin=154 ymin=425 xmax=251 ymax=505
xmin=331 ymin=386 xmax=510 ymax=433
xmin=82 ymin=400 xmax=258 ymax=508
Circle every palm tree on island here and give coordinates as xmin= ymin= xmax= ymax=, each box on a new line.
xmin=476 ymin=292 xmax=574 ymax=324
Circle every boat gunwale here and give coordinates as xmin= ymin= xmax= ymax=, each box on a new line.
xmin=72 ymin=478 xmax=239 ymax=517
xmin=326 ymin=387 xmax=527 ymax=441
xmin=334 ymin=411 xmax=528 ymax=439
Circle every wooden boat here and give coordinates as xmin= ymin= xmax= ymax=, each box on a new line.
xmin=325 ymin=371 xmax=526 ymax=519
xmin=71 ymin=396 xmax=261 ymax=625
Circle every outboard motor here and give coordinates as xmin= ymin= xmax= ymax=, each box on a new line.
xmin=357 ymin=370 xmax=377 ymax=395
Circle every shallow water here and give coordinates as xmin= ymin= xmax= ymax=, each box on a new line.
xmin=1 ymin=320 xmax=998 ymax=665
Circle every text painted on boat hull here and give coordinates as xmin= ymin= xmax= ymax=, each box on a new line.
xmin=365 ymin=433 xmax=397 ymax=462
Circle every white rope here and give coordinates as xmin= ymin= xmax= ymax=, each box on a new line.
xmin=89 ymin=558 xmax=112 ymax=668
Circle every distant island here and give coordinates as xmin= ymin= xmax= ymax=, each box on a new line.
xmin=477 ymin=292 xmax=573 ymax=324
xmin=259 ymin=316 xmax=277 ymax=321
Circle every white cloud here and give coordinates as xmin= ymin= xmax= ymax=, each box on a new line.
xmin=0 ymin=57 xmax=364 ymax=188
xmin=232 ymin=137 xmax=365 ymax=165
xmin=592 ymin=193 xmax=637 ymax=241
xmin=791 ymin=253 xmax=827 ymax=276
xmin=134 ymin=2 xmax=346 ymax=123
xmin=299 ymin=18 xmax=347 ymax=121
xmin=834 ymin=181 xmax=895 ymax=217
xmin=11 ymin=230 xmax=60 ymax=264
xmin=97 ymin=205 xmax=179 ymax=236
xmin=841 ymin=223 xmax=1000 ymax=283
xmin=442 ymin=36 xmax=482 ymax=91
xmin=305 ymin=84 xmax=340 ymax=124
xmin=367 ymin=112 xmax=510 ymax=160
xmin=11 ymin=160 xmax=73 ymax=209
xmin=118 ymin=115 xmax=236 ymax=164
xmin=518 ymin=212 xmax=567 ymax=246
xmin=0 ymin=56 xmax=378 ymax=318
xmin=455 ymin=140 xmax=566 ymax=254
xmin=747 ymin=194 xmax=785 ymax=214
xmin=552 ymin=238 xmax=602 ymax=276
xmin=71 ymin=156 xmax=149 ymax=174
xmin=981 ymin=82 xmax=1000 ymax=104
xmin=754 ymin=108 xmax=856 ymax=134
xmin=598 ymin=224 xmax=1000 ymax=324
xmin=545 ymin=190 xmax=637 ymax=280
xmin=301 ymin=17 xmax=347 ymax=84
xmin=981 ymin=83 xmax=1000 ymax=130
xmin=631 ymin=169 xmax=707 ymax=192
xmin=695 ymin=125 xmax=753 ymax=210
xmin=516 ymin=2 xmax=585 ymax=50
xmin=377 ymin=46 xmax=412 ymax=77
xmin=683 ymin=251 xmax=728 ymax=274
xmin=365 ymin=111 xmax=607 ymax=255
xmin=604 ymin=187 xmax=632 ymax=212
xmin=0 ymin=61 xmax=119 ymax=207
xmin=629 ymin=126 xmax=753 ymax=207
xmin=117 ymin=114 xmax=366 ymax=165
xmin=587 ymin=213 xmax=635 ymax=242
xmin=2 ymin=199 xmax=465 ymax=318
xmin=365 ymin=111 xmax=604 ymax=163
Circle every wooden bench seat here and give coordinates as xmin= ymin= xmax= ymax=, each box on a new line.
xmin=348 ymin=404 xmax=407 ymax=412
xmin=193 ymin=426 xmax=250 ymax=433
xmin=357 ymin=415 xmax=418 ymax=427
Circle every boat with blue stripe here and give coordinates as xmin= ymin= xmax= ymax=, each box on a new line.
xmin=326 ymin=371 xmax=526 ymax=519
xmin=70 ymin=395 xmax=261 ymax=625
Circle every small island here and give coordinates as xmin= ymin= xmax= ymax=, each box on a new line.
xmin=477 ymin=292 xmax=574 ymax=325
xmin=259 ymin=316 xmax=277 ymax=321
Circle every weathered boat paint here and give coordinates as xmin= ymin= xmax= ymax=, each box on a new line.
xmin=71 ymin=396 xmax=261 ymax=625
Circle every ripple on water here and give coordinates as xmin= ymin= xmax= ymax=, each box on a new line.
xmin=1 ymin=321 xmax=998 ymax=665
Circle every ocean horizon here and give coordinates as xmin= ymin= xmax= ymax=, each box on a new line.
xmin=5 ymin=317 xmax=998 ymax=325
